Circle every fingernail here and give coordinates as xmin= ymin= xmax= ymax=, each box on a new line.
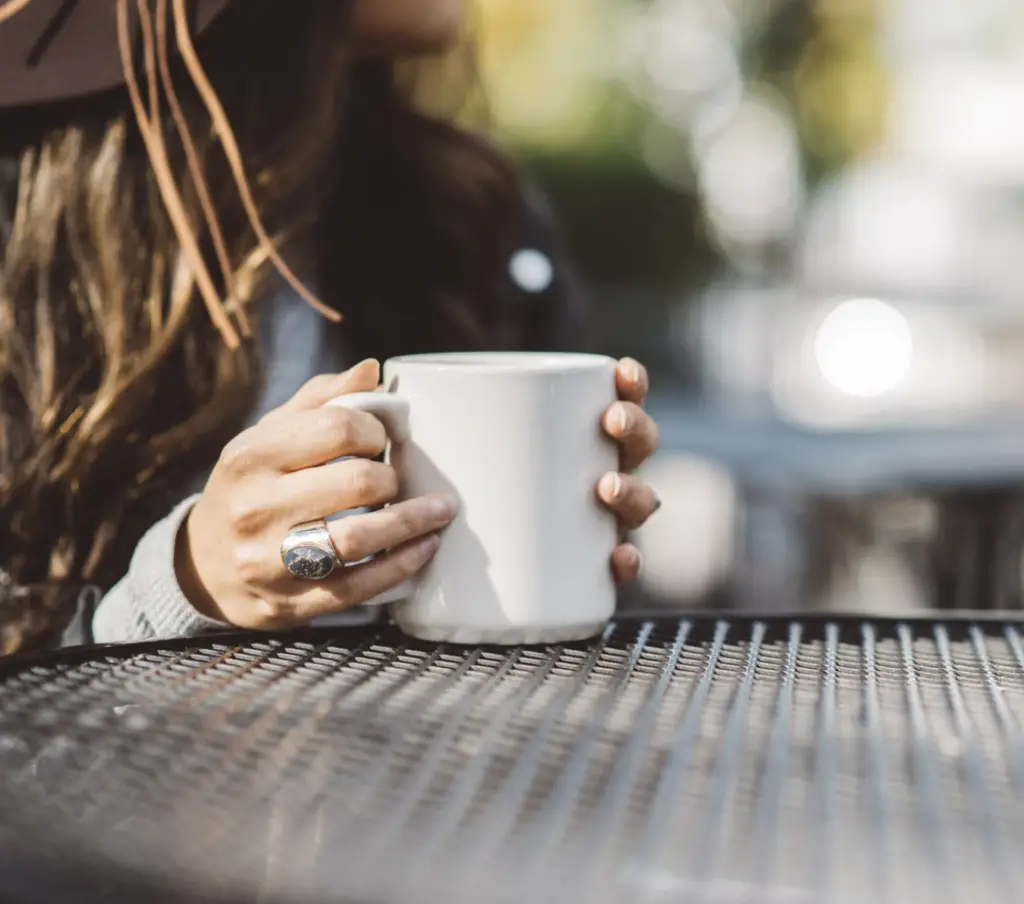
xmin=603 ymin=472 xmax=624 ymax=502
xmin=428 ymin=495 xmax=458 ymax=521
xmin=611 ymin=403 xmax=630 ymax=435
xmin=611 ymin=473 xmax=625 ymax=501
xmin=418 ymin=534 xmax=441 ymax=557
xmin=632 ymin=547 xmax=644 ymax=572
xmin=623 ymin=358 xmax=642 ymax=385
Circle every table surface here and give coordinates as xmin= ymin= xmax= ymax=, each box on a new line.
xmin=1 ymin=612 xmax=1024 ymax=904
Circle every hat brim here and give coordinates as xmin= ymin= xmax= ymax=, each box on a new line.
xmin=0 ymin=0 xmax=231 ymax=108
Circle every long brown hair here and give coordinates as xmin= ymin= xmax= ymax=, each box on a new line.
xmin=0 ymin=1 xmax=521 ymax=653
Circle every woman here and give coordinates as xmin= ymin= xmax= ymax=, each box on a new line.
xmin=0 ymin=0 xmax=660 ymax=653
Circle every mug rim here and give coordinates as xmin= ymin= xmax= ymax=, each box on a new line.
xmin=386 ymin=351 xmax=617 ymax=373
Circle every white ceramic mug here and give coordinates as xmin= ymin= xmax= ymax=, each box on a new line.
xmin=325 ymin=352 xmax=620 ymax=645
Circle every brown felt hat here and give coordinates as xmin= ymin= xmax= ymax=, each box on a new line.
xmin=0 ymin=0 xmax=231 ymax=107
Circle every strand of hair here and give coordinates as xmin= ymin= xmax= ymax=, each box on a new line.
xmin=0 ymin=0 xmax=34 ymax=27
xmin=118 ymin=0 xmax=240 ymax=348
xmin=170 ymin=0 xmax=342 ymax=324
xmin=154 ymin=0 xmax=248 ymax=336
xmin=138 ymin=0 xmax=243 ymax=340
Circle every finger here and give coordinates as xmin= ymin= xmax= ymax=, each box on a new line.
xmin=327 ymin=495 xmax=457 ymax=563
xmin=219 ymin=405 xmax=387 ymax=476
xmin=611 ymin=543 xmax=643 ymax=585
xmin=267 ymin=359 xmax=380 ymax=418
xmin=597 ymin=472 xmax=660 ymax=530
xmin=615 ymin=358 xmax=648 ymax=405
xmin=603 ymin=402 xmax=659 ymax=472
xmin=278 ymin=458 xmax=399 ymax=516
xmin=285 ymin=534 xmax=441 ymax=623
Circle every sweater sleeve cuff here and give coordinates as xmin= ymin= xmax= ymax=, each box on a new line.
xmin=92 ymin=495 xmax=229 ymax=643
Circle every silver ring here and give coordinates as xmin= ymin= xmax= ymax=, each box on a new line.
xmin=280 ymin=520 xmax=342 ymax=581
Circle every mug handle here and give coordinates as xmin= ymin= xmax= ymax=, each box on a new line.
xmin=323 ymin=392 xmax=416 ymax=605
xmin=324 ymin=392 xmax=411 ymax=442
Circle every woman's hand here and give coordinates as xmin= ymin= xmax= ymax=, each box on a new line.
xmin=176 ymin=359 xmax=457 ymax=630
xmin=597 ymin=358 xmax=661 ymax=585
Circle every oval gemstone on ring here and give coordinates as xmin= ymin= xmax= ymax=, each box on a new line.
xmin=284 ymin=546 xmax=336 ymax=580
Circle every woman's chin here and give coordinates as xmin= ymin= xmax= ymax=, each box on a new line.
xmin=349 ymin=0 xmax=464 ymax=58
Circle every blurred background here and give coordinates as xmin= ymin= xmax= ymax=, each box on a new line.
xmin=475 ymin=0 xmax=1024 ymax=614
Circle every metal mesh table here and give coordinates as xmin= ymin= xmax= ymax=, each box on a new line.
xmin=1 ymin=614 xmax=1023 ymax=904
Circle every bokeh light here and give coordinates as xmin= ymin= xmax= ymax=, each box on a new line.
xmin=813 ymin=298 xmax=914 ymax=398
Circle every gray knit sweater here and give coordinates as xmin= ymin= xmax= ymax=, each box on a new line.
xmin=91 ymin=283 xmax=348 ymax=644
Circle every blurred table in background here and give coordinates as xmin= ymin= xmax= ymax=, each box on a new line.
xmin=633 ymin=395 xmax=1024 ymax=615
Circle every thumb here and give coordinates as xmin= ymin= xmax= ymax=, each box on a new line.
xmin=268 ymin=359 xmax=380 ymax=418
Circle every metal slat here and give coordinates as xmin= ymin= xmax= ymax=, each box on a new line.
xmin=895 ymin=623 xmax=955 ymax=903
xmin=685 ymin=620 xmax=767 ymax=882
xmin=932 ymin=624 xmax=1013 ymax=896
xmin=556 ymin=619 xmax=694 ymax=897
xmin=807 ymin=622 xmax=838 ymax=896
xmin=748 ymin=621 xmax=802 ymax=887
xmin=859 ymin=623 xmax=893 ymax=901
xmin=968 ymin=625 xmax=1024 ymax=790
xmin=495 ymin=621 xmax=655 ymax=882
xmin=623 ymin=619 xmax=732 ymax=887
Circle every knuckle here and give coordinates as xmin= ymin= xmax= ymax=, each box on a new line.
xmin=226 ymin=495 xmax=270 ymax=536
xmin=381 ymin=465 xmax=400 ymax=498
xmin=229 ymin=543 xmax=266 ymax=584
xmin=394 ymin=505 xmax=422 ymax=538
xmin=395 ymin=543 xmax=430 ymax=579
xmin=365 ymin=416 xmax=388 ymax=452
xmin=347 ymin=460 xmax=377 ymax=498
xmin=218 ymin=430 xmax=261 ymax=478
xmin=320 ymin=407 xmax=361 ymax=449
xmin=348 ymin=460 xmax=396 ymax=501
xmin=330 ymin=521 xmax=361 ymax=562
xmin=304 ymin=373 xmax=335 ymax=395
xmin=398 ymin=554 xmax=424 ymax=581
xmin=324 ymin=407 xmax=387 ymax=453
xmin=329 ymin=585 xmax=357 ymax=610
